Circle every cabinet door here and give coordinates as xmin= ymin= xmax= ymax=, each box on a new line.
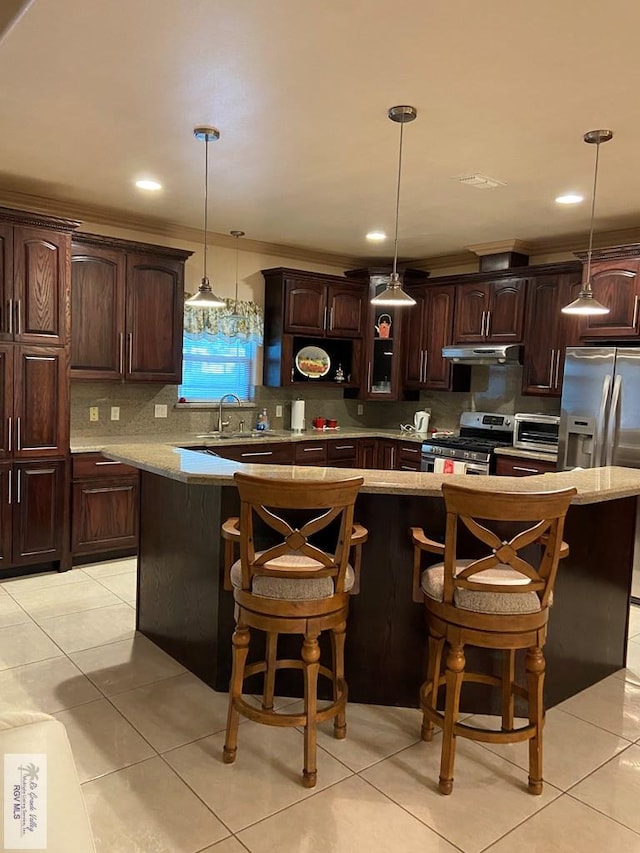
xmin=378 ymin=439 xmax=397 ymax=471
xmin=495 ymin=456 xmax=557 ymax=477
xmin=356 ymin=439 xmax=378 ymax=469
xmin=284 ymin=280 xmax=326 ymax=334
xmin=72 ymin=477 xmax=139 ymax=555
xmin=486 ymin=280 xmax=525 ymax=341
xmin=13 ymin=347 xmax=68 ymax=458
xmin=453 ymin=284 xmax=488 ymax=342
xmin=71 ymin=245 xmax=126 ymax=379
xmin=0 ymin=346 xmax=13 ymax=460
xmin=402 ymin=289 xmax=427 ymax=386
xmin=13 ymin=227 xmax=69 ymax=346
xmin=126 ymin=253 xmax=184 ymax=382
xmin=425 ymin=286 xmax=456 ymax=389
xmin=522 ymin=276 xmax=561 ymax=396
xmin=0 ymin=464 xmax=12 ymax=568
xmin=326 ymin=284 xmax=365 ymax=338
xmin=581 ymin=260 xmax=640 ymax=338
xmin=12 ymin=460 xmax=65 ymax=565
xmin=0 ymin=225 xmax=12 ymax=341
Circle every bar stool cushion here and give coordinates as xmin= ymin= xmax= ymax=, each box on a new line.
xmin=230 ymin=552 xmax=355 ymax=600
xmin=421 ymin=560 xmax=541 ymax=614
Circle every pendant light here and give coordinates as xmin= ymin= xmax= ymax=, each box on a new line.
xmin=371 ymin=105 xmax=417 ymax=307
xmin=561 ymin=129 xmax=613 ymax=316
xmin=185 ymin=126 xmax=226 ymax=308
xmin=220 ymin=230 xmax=245 ymax=336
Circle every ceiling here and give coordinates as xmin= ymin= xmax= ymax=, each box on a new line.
xmin=1 ymin=0 xmax=639 ymax=264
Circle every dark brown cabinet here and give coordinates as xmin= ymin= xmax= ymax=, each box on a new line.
xmin=396 ymin=441 xmax=422 ymax=471
xmin=327 ymin=439 xmax=358 ymax=467
xmin=294 ymin=440 xmax=327 ymax=466
xmin=377 ymin=439 xmax=398 ymax=470
xmin=71 ymin=454 xmax=139 ymax=557
xmin=403 ymin=284 xmax=468 ymax=391
xmin=71 ymin=235 xmax=192 ymax=382
xmin=579 ymin=258 xmax=640 ymax=339
xmin=212 ymin=442 xmax=295 ymax=465
xmin=453 ymin=280 xmax=525 ymax=344
xmin=0 ymin=221 xmax=71 ymax=347
xmin=495 ymin=455 xmax=557 ymax=477
xmin=356 ymin=438 xmax=378 ymax=469
xmin=284 ymin=278 xmax=364 ymax=338
xmin=522 ymin=269 xmax=583 ymax=397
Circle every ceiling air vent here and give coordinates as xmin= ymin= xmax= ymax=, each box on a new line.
xmin=455 ymin=174 xmax=506 ymax=189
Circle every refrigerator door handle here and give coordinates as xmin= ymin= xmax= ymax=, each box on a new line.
xmin=605 ymin=374 xmax=622 ymax=467
xmin=594 ymin=374 xmax=612 ymax=468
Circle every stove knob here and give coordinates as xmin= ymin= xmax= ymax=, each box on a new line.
xmin=463 ymin=451 xmax=470 ymax=459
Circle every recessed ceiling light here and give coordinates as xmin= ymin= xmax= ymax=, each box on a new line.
xmin=555 ymin=193 xmax=583 ymax=205
xmin=366 ymin=231 xmax=386 ymax=242
xmin=135 ymin=179 xmax=162 ymax=191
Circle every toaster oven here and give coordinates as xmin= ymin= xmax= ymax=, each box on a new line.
xmin=513 ymin=413 xmax=560 ymax=453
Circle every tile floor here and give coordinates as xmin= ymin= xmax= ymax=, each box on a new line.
xmin=2 ymin=558 xmax=640 ymax=851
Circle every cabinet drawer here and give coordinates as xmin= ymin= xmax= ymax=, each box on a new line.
xmin=327 ymin=440 xmax=358 ymax=461
xmin=397 ymin=442 xmax=422 ymax=462
xmin=495 ymin=456 xmax=557 ymax=477
xmin=294 ymin=441 xmax=327 ymax=465
xmin=217 ymin=443 xmax=294 ymax=465
xmin=73 ymin=453 xmax=139 ymax=480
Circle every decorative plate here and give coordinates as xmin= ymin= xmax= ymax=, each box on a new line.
xmin=295 ymin=345 xmax=331 ymax=378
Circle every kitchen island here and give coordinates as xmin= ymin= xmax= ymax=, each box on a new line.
xmin=104 ymin=442 xmax=640 ymax=710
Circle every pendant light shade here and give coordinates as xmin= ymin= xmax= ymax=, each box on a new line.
xmin=561 ymin=129 xmax=613 ymax=316
xmin=186 ymin=126 xmax=226 ymax=308
xmin=371 ymin=105 xmax=417 ymax=308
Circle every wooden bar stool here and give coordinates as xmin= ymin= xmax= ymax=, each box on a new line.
xmin=410 ymin=483 xmax=575 ymax=795
xmin=221 ymin=472 xmax=367 ymax=788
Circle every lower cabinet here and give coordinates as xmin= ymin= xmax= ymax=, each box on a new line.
xmin=495 ymin=455 xmax=557 ymax=477
xmin=327 ymin=439 xmax=358 ymax=468
xmin=71 ymin=454 xmax=139 ymax=557
xmin=396 ymin=441 xmax=422 ymax=471
xmin=0 ymin=460 xmax=67 ymax=568
xmin=356 ymin=439 xmax=378 ymax=469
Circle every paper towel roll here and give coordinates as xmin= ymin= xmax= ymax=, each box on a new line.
xmin=291 ymin=399 xmax=305 ymax=432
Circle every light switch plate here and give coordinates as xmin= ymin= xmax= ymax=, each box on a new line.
xmin=110 ymin=407 xmax=120 ymax=421
xmin=154 ymin=404 xmax=168 ymax=418
xmin=275 ymin=405 xmax=283 ymax=418
xmin=357 ymin=404 xmax=364 ymax=415
xmin=89 ymin=407 xmax=99 ymax=422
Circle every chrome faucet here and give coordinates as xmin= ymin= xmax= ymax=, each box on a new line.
xmin=217 ymin=393 xmax=241 ymax=433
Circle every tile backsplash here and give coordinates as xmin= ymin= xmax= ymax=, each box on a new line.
xmin=71 ymin=365 xmax=558 ymax=437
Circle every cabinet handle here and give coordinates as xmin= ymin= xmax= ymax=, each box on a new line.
xmin=391 ymin=447 xmax=396 ymax=468
xmin=480 ymin=310 xmax=486 ymax=337
xmin=95 ymin=461 xmax=122 ymax=466
xmin=239 ymin=451 xmax=273 ymax=458
xmin=554 ymin=349 xmax=561 ymax=389
xmin=15 ymin=300 xmax=21 ymax=336
xmin=7 ymin=417 xmax=11 ymax=453
xmin=16 ymin=468 xmax=21 ymax=504
xmin=7 ymin=299 xmax=12 ymax=336
xmin=418 ymin=350 xmax=424 ymax=382
xmin=7 ymin=468 xmax=11 ymax=505
xmin=335 ymin=445 xmax=355 ymax=450
xmin=367 ymin=361 xmax=372 ymax=391
xmin=323 ymin=306 xmax=328 ymax=331
xmin=548 ymin=349 xmax=555 ymax=388
xmin=485 ymin=310 xmax=491 ymax=338
xmin=400 ymin=446 xmax=419 ymax=454
xmin=303 ymin=446 xmax=324 ymax=452
xmin=423 ymin=349 xmax=428 ymax=383
xmin=512 ymin=466 xmax=539 ymax=474
xmin=633 ymin=294 xmax=639 ymax=330
xmin=329 ymin=307 xmax=334 ymax=330
xmin=16 ymin=417 xmax=20 ymax=451
xmin=119 ymin=332 xmax=124 ymax=374
xmin=127 ymin=332 xmax=133 ymax=373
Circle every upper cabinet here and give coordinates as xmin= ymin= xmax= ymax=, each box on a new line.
xmin=0 ymin=213 xmax=75 ymax=347
xmin=263 ymin=268 xmax=366 ymax=388
xmin=579 ymin=256 xmax=640 ymax=339
xmin=453 ymin=279 xmax=525 ymax=344
xmin=71 ymin=234 xmax=192 ymax=382
xmin=521 ymin=268 xmax=583 ymax=397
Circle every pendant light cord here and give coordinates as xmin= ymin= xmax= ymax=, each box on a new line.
xmin=584 ymin=139 xmax=601 ymax=291
xmin=234 ymin=235 xmax=239 ymax=302
xmin=392 ymin=118 xmax=405 ymax=278
xmin=203 ymin=135 xmax=210 ymax=283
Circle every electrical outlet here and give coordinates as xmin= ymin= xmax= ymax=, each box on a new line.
xmin=357 ymin=404 xmax=364 ymax=416
xmin=275 ymin=405 xmax=283 ymax=418
xmin=154 ymin=404 xmax=168 ymax=418
xmin=110 ymin=407 xmax=120 ymax=421
xmin=89 ymin=407 xmax=99 ymax=422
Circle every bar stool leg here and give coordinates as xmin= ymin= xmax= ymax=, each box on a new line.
xmin=422 ymin=629 xmax=445 ymax=742
xmin=526 ymin=646 xmax=545 ymax=794
xmin=301 ymin=630 xmax=321 ymax=788
xmin=501 ymin=649 xmax=516 ymax=731
xmin=439 ymin=643 xmax=465 ymax=795
xmin=263 ymin=632 xmax=278 ymax=711
xmin=331 ymin=621 xmax=347 ymax=740
xmin=223 ymin=622 xmax=250 ymax=764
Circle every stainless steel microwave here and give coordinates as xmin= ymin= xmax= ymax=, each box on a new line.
xmin=513 ymin=413 xmax=560 ymax=453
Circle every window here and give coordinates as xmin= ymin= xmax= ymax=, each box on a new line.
xmin=179 ymin=334 xmax=257 ymax=402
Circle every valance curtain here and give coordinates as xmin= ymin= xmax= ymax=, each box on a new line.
xmin=184 ymin=297 xmax=264 ymax=344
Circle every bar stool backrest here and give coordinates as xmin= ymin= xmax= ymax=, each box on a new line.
xmin=233 ymin=472 xmax=364 ymax=595
xmin=441 ymin=484 xmax=576 ymax=609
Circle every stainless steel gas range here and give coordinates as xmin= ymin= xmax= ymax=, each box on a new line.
xmin=420 ymin=411 xmax=514 ymax=475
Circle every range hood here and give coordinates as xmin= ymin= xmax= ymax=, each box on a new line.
xmin=441 ymin=344 xmax=522 ymax=365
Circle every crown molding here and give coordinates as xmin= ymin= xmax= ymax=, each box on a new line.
xmin=0 ymin=187 xmax=358 ymax=269
xmin=466 ymin=238 xmax=535 ymax=257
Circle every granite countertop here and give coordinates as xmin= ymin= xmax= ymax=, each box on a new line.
xmin=100 ymin=440 xmax=640 ymax=505
xmin=70 ymin=427 xmax=427 ymax=454
xmin=494 ymin=446 xmax=558 ymax=463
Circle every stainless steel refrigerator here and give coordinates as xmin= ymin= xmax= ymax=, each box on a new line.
xmin=558 ymin=346 xmax=640 ymax=598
